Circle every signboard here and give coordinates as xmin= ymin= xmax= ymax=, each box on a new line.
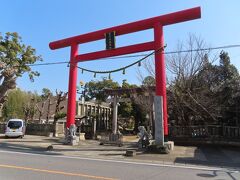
xmin=105 ymin=31 xmax=116 ymax=50
xmin=154 ymin=96 xmax=164 ymax=145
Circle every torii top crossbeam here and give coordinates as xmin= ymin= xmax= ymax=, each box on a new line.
xmin=49 ymin=7 xmax=201 ymax=139
xmin=49 ymin=7 xmax=200 ymax=61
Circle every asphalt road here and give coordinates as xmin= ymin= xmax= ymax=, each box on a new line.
xmin=0 ymin=150 xmax=239 ymax=180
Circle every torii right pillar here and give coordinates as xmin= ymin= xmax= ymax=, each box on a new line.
xmin=154 ymin=24 xmax=168 ymax=146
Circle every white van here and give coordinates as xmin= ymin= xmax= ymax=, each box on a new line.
xmin=5 ymin=119 xmax=26 ymax=138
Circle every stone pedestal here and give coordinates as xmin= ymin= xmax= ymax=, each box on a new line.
xmin=79 ymin=133 xmax=85 ymax=140
xmin=70 ymin=136 xmax=79 ymax=146
xmin=164 ymin=141 xmax=174 ymax=151
xmin=147 ymin=140 xmax=174 ymax=154
xmin=100 ymin=133 xmax=123 ymax=147
xmin=109 ymin=133 xmax=122 ymax=141
xmin=64 ymin=124 xmax=79 ymax=146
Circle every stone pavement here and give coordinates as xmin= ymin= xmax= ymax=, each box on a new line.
xmin=0 ymin=134 xmax=240 ymax=169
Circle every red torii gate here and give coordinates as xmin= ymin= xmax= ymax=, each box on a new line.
xmin=49 ymin=7 xmax=201 ymax=139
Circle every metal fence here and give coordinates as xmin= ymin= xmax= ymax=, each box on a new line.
xmin=1 ymin=122 xmax=240 ymax=140
xmin=169 ymin=125 xmax=240 ymax=139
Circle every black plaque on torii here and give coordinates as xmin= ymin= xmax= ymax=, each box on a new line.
xmin=105 ymin=31 xmax=116 ymax=50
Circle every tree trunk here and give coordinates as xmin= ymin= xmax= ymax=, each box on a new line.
xmin=0 ymin=104 xmax=3 ymax=118
xmin=46 ymin=97 xmax=53 ymax=123
xmin=0 ymin=75 xmax=16 ymax=104
xmin=53 ymin=118 xmax=57 ymax=137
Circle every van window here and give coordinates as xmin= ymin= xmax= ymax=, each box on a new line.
xmin=8 ymin=121 xmax=22 ymax=129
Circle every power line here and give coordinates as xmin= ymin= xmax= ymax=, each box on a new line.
xmin=104 ymin=44 xmax=240 ymax=59
xmin=10 ymin=43 xmax=239 ymax=79
xmin=24 ymin=44 xmax=240 ymax=68
xmin=164 ymin=44 xmax=240 ymax=55
xmin=26 ymin=61 xmax=69 ymax=67
xmin=5 ymin=43 xmax=239 ymax=76
xmin=73 ymin=44 xmax=240 ymax=78
xmin=76 ymin=45 xmax=166 ymax=77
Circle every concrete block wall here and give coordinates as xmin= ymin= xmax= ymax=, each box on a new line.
xmin=26 ymin=124 xmax=55 ymax=136
xmin=0 ymin=123 xmax=55 ymax=136
xmin=0 ymin=123 xmax=5 ymax=133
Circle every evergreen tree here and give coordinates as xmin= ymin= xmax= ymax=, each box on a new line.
xmin=0 ymin=32 xmax=42 ymax=111
xmin=84 ymin=78 xmax=119 ymax=101
xmin=2 ymin=88 xmax=39 ymax=121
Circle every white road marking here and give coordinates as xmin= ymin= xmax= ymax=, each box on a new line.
xmin=0 ymin=150 xmax=238 ymax=172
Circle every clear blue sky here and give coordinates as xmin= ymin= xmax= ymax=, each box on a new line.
xmin=2 ymin=0 xmax=240 ymax=94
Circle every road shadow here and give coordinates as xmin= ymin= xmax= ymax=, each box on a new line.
xmin=46 ymin=142 xmax=138 ymax=153
xmin=42 ymin=138 xmax=63 ymax=143
xmin=0 ymin=136 xmax=20 ymax=139
xmin=0 ymin=142 xmax=62 ymax=156
xmin=1 ymin=140 xmax=56 ymax=143
xmin=0 ymin=136 xmax=63 ymax=145
xmin=174 ymin=145 xmax=240 ymax=168
xmin=99 ymin=153 xmax=125 ymax=156
xmin=197 ymin=169 xmax=239 ymax=180
xmin=0 ymin=137 xmax=139 ymax=155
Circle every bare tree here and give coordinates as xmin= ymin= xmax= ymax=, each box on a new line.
xmin=53 ymin=90 xmax=68 ymax=124
xmin=166 ymin=34 xmax=214 ymax=84
xmin=46 ymin=95 xmax=54 ymax=123
xmin=36 ymin=101 xmax=46 ymax=123
xmin=36 ymin=93 xmax=51 ymax=123
xmin=166 ymin=34 xmax=218 ymax=125
xmin=53 ymin=90 xmax=67 ymax=137
xmin=23 ymin=98 xmax=36 ymax=123
xmin=137 ymin=34 xmax=219 ymax=126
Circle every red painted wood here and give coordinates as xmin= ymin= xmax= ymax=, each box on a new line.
xmin=76 ymin=42 xmax=155 ymax=62
xmin=49 ymin=7 xmax=201 ymax=136
xmin=154 ymin=24 xmax=168 ymax=136
xmin=66 ymin=44 xmax=78 ymax=128
xmin=49 ymin=7 xmax=200 ymax=50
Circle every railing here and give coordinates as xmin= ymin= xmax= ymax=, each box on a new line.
xmin=169 ymin=125 xmax=240 ymax=139
xmin=1 ymin=122 xmax=239 ymax=139
xmin=223 ymin=126 xmax=240 ymax=138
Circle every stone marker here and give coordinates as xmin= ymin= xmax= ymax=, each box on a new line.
xmin=125 ymin=150 xmax=136 ymax=157
xmin=154 ymin=96 xmax=164 ymax=146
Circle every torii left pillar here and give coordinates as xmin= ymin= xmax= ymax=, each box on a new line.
xmin=65 ymin=44 xmax=79 ymax=145
xmin=67 ymin=44 xmax=78 ymax=128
